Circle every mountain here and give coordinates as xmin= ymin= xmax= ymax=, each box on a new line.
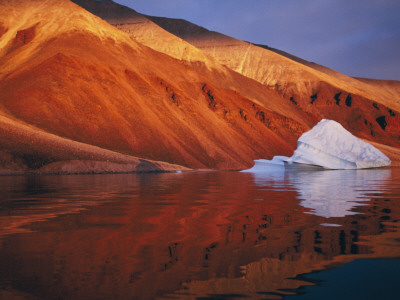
xmin=147 ymin=16 xmax=400 ymax=110
xmin=73 ymin=0 xmax=400 ymax=154
xmin=0 ymin=0 xmax=317 ymax=173
xmin=145 ymin=17 xmax=400 ymax=147
xmin=0 ymin=0 xmax=189 ymax=174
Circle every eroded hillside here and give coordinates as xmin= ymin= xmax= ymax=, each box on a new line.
xmin=72 ymin=0 xmax=400 ymax=162
xmin=0 ymin=0 xmax=316 ymax=172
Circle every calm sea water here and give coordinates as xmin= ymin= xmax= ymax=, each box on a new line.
xmin=0 ymin=167 xmax=399 ymax=299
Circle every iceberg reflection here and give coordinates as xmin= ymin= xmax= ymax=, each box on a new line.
xmin=289 ymin=169 xmax=391 ymax=218
xmin=248 ymin=165 xmax=391 ymax=218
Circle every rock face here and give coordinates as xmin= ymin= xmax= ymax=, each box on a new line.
xmin=147 ymin=16 xmax=400 ymax=112
xmin=0 ymin=0 xmax=314 ymax=173
xmin=286 ymin=119 xmax=391 ymax=169
xmin=127 ymin=10 xmax=400 ymax=149
xmin=73 ymin=0 xmax=400 ymax=160
xmin=1 ymin=0 xmax=399 ymax=172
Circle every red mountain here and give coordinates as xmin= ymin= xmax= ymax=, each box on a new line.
xmin=0 ymin=0 xmax=399 ymax=174
xmin=74 ymin=0 xmax=400 ymax=165
xmin=0 ymin=0 xmax=315 ymax=173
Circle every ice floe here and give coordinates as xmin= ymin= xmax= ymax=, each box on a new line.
xmin=246 ymin=119 xmax=391 ymax=171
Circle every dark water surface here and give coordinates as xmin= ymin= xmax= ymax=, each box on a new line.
xmin=0 ymin=167 xmax=400 ymax=299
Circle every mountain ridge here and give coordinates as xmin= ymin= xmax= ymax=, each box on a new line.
xmin=74 ymin=0 xmax=400 ymax=151
xmin=0 ymin=0 xmax=318 ymax=172
xmin=146 ymin=15 xmax=400 ymax=109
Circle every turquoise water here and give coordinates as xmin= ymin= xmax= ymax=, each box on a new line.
xmin=0 ymin=168 xmax=399 ymax=299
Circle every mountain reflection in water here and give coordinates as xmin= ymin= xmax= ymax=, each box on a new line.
xmin=0 ymin=169 xmax=399 ymax=299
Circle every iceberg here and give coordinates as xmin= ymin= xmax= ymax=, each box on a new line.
xmin=285 ymin=119 xmax=390 ymax=169
xmin=245 ymin=119 xmax=391 ymax=171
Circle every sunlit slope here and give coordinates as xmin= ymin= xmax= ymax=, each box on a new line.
xmin=149 ymin=17 xmax=400 ymax=110
xmin=0 ymin=0 xmax=183 ymax=173
xmin=256 ymin=44 xmax=400 ymax=112
xmin=144 ymin=16 xmax=400 ymax=148
xmin=0 ymin=114 xmax=186 ymax=174
xmin=69 ymin=0 xmax=307 ymax=120
xmin=0 ymin=0 xmax=312 ymax=171
xmin=74 ymin=1 xmax=399 ymax=153
xmin=71 ymin=0 xmax=225 ymax=71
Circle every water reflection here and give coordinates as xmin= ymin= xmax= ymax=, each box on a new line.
xmin=0 ymin=169 xmax=399 ymax=299
xmin=249 ymin=166 xmax=391 ymax=218
xmin=0 ymin=175 xmax=125 ymax=237
xmin=293 ymin=169 xmax=391 ymax=219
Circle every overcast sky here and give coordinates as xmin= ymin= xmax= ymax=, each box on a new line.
xmin=115 ymin=0 xmax=400 ymax=81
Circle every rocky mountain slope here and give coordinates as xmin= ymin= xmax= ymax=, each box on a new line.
xmin=146 ymin=18 xmax=400 ymax=147
xmin=147 ymin=17 xmax=400 ymax=110
xmin=0 ymin=0 xmax=318 ymax=173
xmin=74 ymin=0 xmax=400 ymax=154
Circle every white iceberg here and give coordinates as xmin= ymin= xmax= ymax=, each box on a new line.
xmin=244 ymin=156 xmax=288 ymax=169
xmin=285 ymin=119 xmax=390 ymax=169
xmin=245 ymin=119 xmax=390 ymax=171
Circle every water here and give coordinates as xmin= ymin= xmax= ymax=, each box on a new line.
xmin=0 ymin=167 xmax=399 ymax=299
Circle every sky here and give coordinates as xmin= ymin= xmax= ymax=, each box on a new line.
xmin=114 ymin=0 xmax=400 ymax=81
